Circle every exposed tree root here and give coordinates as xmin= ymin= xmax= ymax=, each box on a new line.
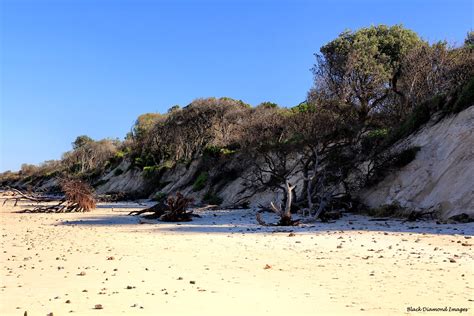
xmin=129 ymin=192 xmax=198 ymax=222
xmin=19 ymin=200 xmax=91 ymax=213
xmin=256 ymin=181 xmax=300 ymax=226
xmin=3 ymin=179 xmax=95 ymax=213
xmin=129 ymin=201 xmax=167 ymax=218
xmin=2 ymin=187 xmax=56 ymax=207
xmin=256 ymin=210 xmax=300 ymax=226
xmin=403 ymin=210 xmax=436 ymax=222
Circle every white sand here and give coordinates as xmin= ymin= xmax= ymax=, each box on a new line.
xmin=1 ymin=199 xmax=473 ymax=315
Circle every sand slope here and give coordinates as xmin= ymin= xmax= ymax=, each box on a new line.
xmin=1 ymin=201 xmax=473 ymax=315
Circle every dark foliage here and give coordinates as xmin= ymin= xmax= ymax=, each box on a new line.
xmin=366 ymin=146 xmax=421 ymax=187
xmin=203 ymin=191 xmax=223 ymax=205
xmin=192 ymin=172 xmax=209 ymax=191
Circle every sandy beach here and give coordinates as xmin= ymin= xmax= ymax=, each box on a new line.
xmin=1 ymin=199 xmax=473 ymax=315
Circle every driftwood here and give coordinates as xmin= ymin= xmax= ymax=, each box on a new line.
xmin=129 ymin=203 xmax=217 ymax=219
xmin=256 ymin=181 xmax=300 ymax=226
xmin=3 ymin=180 xmax=96 ymax=213
xmin=403 ymin=209 xmax=436 ymax=222
xmin=2 ymin=187 xmax=56 ymax=207
xmin=129 ymin=201 xmax=167 ymax=218
xmin=130 ymin=192 xmax=198 ymax=222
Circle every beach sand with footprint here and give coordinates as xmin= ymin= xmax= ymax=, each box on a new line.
xmin=1 ymin=199 xmax=473 ymax=315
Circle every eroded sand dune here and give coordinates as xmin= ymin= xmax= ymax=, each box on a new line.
xmin=1 ymin=200 xmax=473 ymax=315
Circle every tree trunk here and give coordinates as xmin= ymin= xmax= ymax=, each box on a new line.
xmin=283 ymin=180 xmax=295 ymax=219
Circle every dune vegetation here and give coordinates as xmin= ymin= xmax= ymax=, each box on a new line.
xmin=1 ymin=25 xmax=473 ymax=223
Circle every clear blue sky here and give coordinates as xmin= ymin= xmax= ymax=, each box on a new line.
xmin=0 ymin=0 xmax=472 ymax=171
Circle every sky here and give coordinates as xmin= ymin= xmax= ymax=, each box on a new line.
xmin=0 ymin=0 xmax=472 ymax=172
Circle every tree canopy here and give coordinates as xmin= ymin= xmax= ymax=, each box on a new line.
xmin=311 ymin=25 xmax=424 ymax=119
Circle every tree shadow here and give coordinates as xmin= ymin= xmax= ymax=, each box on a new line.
xmin=58 ymin=209 xmax=474 ymax=236
xmin=95 ymin=202 xmax=152 ymax=209
xmin=62 ymin=215 xmax=139 ymax=226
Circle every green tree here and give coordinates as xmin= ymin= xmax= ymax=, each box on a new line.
xmin=311 ymin=24 xmax=424 ymax=120
xmin=257 ymin=101 xmax=279 ymax=109
xmin=167 ymin=105 xmax=181 ymax=113
xmin=465 ymin=31 xmax=474 ymax=48
xmin=72 ymin=135 xmax=94 ymax=150
xmin=132 ymin=113 xmax=165 ymax=139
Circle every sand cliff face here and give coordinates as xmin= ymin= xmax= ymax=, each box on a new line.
xmin=94 ymin=106 xmax=474 ymax=217
xmin=95 ymin=160 xmax=147 ymax=195
xmin=360 ymin=106 xmax=474 ymax=218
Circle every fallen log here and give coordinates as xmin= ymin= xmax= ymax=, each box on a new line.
xmin=2 ymin=187 xmax=57 ymax=207
xmin=129 ymin=192 xmax=197 ymax=222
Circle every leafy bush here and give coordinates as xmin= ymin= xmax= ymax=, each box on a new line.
xmin=114 ymin=150 xmax=126 ymax=159
xmin=193 ymin=171 xmax=208 ymax=191
xmin=291 ymin=102 xmax=317 ymax=113
xmin=367 ymin=146 xmax=421 ymax=186
xmin=160 ymin=160 xmax=175 ymax=170
xmin=143 ymin=165 xmax=160 ymax=179
xmin=152 ymin=191 xmax=167 ymax=202
xmin=451 ymin=78 xmax=474 ymax=113
xmin=203 ymin=146 xmax=237 ymax=158
xmin=132 ymin=153 xmax=156 ymax=169
xmin=258 ymin=101 xmax=279 ymax=109
xmin=134 ymin=157 xmax=144 ymax=167
xmin=203 ymin=145 xmax=221 ymax=157
xmin=386 ymin=96 xmax=443 ymax=146
xmin=43 ymin=171 xmax=59 ymax=180
xmin=361 ymin=128 xmax=389 ymax=151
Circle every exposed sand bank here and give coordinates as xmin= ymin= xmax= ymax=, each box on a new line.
xmin=1 ymin=199 xmax=473 ymax=315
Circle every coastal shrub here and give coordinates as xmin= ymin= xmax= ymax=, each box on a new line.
xmin=203 ymin=146 xmax=237 ymax=158
xmin=367 ymin=146 xmax=421 ymax=186
xmin=203 ymin=145 xmax=221 ymax=157
xmin=115 ymin=150 xmax=126 ymax=159
xmin=43 ymin=170 xmax=59 ymax=180
xmin=193 ymin=172 xmax=208 ymax=191
xmin=291 ymin=102 xmax=317 ymax=113
xmin=107 ymin=150 xmax=127 ymax=169
xmin=258 ymin=101 xmax=279 ymax=109
xmin=131 ymin=152 xmax=156 ymax=170
xmin=134 ymin=157 xmax=144 ymax=167
xmin=311 ymin=25 xmax=424 ymax=121
xmin=160 ymin=160 xmax=175 ymax=170
xmin=361 ymin=128 xmax=389 ymax=152
xmin=385 ymin=96 xmax=442 ymax=146
xmin=143 ymin=165 xmax=160 ymax=179
xmin=152 ymin=191 xmax=167 ymax=202
xmin=451 ymin=78 xmax=474 ymax=113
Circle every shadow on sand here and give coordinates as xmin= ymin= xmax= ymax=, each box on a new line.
xmin=58 ymin=207 xmax=474 ymax=236
xmin=96 ymin=203 xmax=151 ymax=209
